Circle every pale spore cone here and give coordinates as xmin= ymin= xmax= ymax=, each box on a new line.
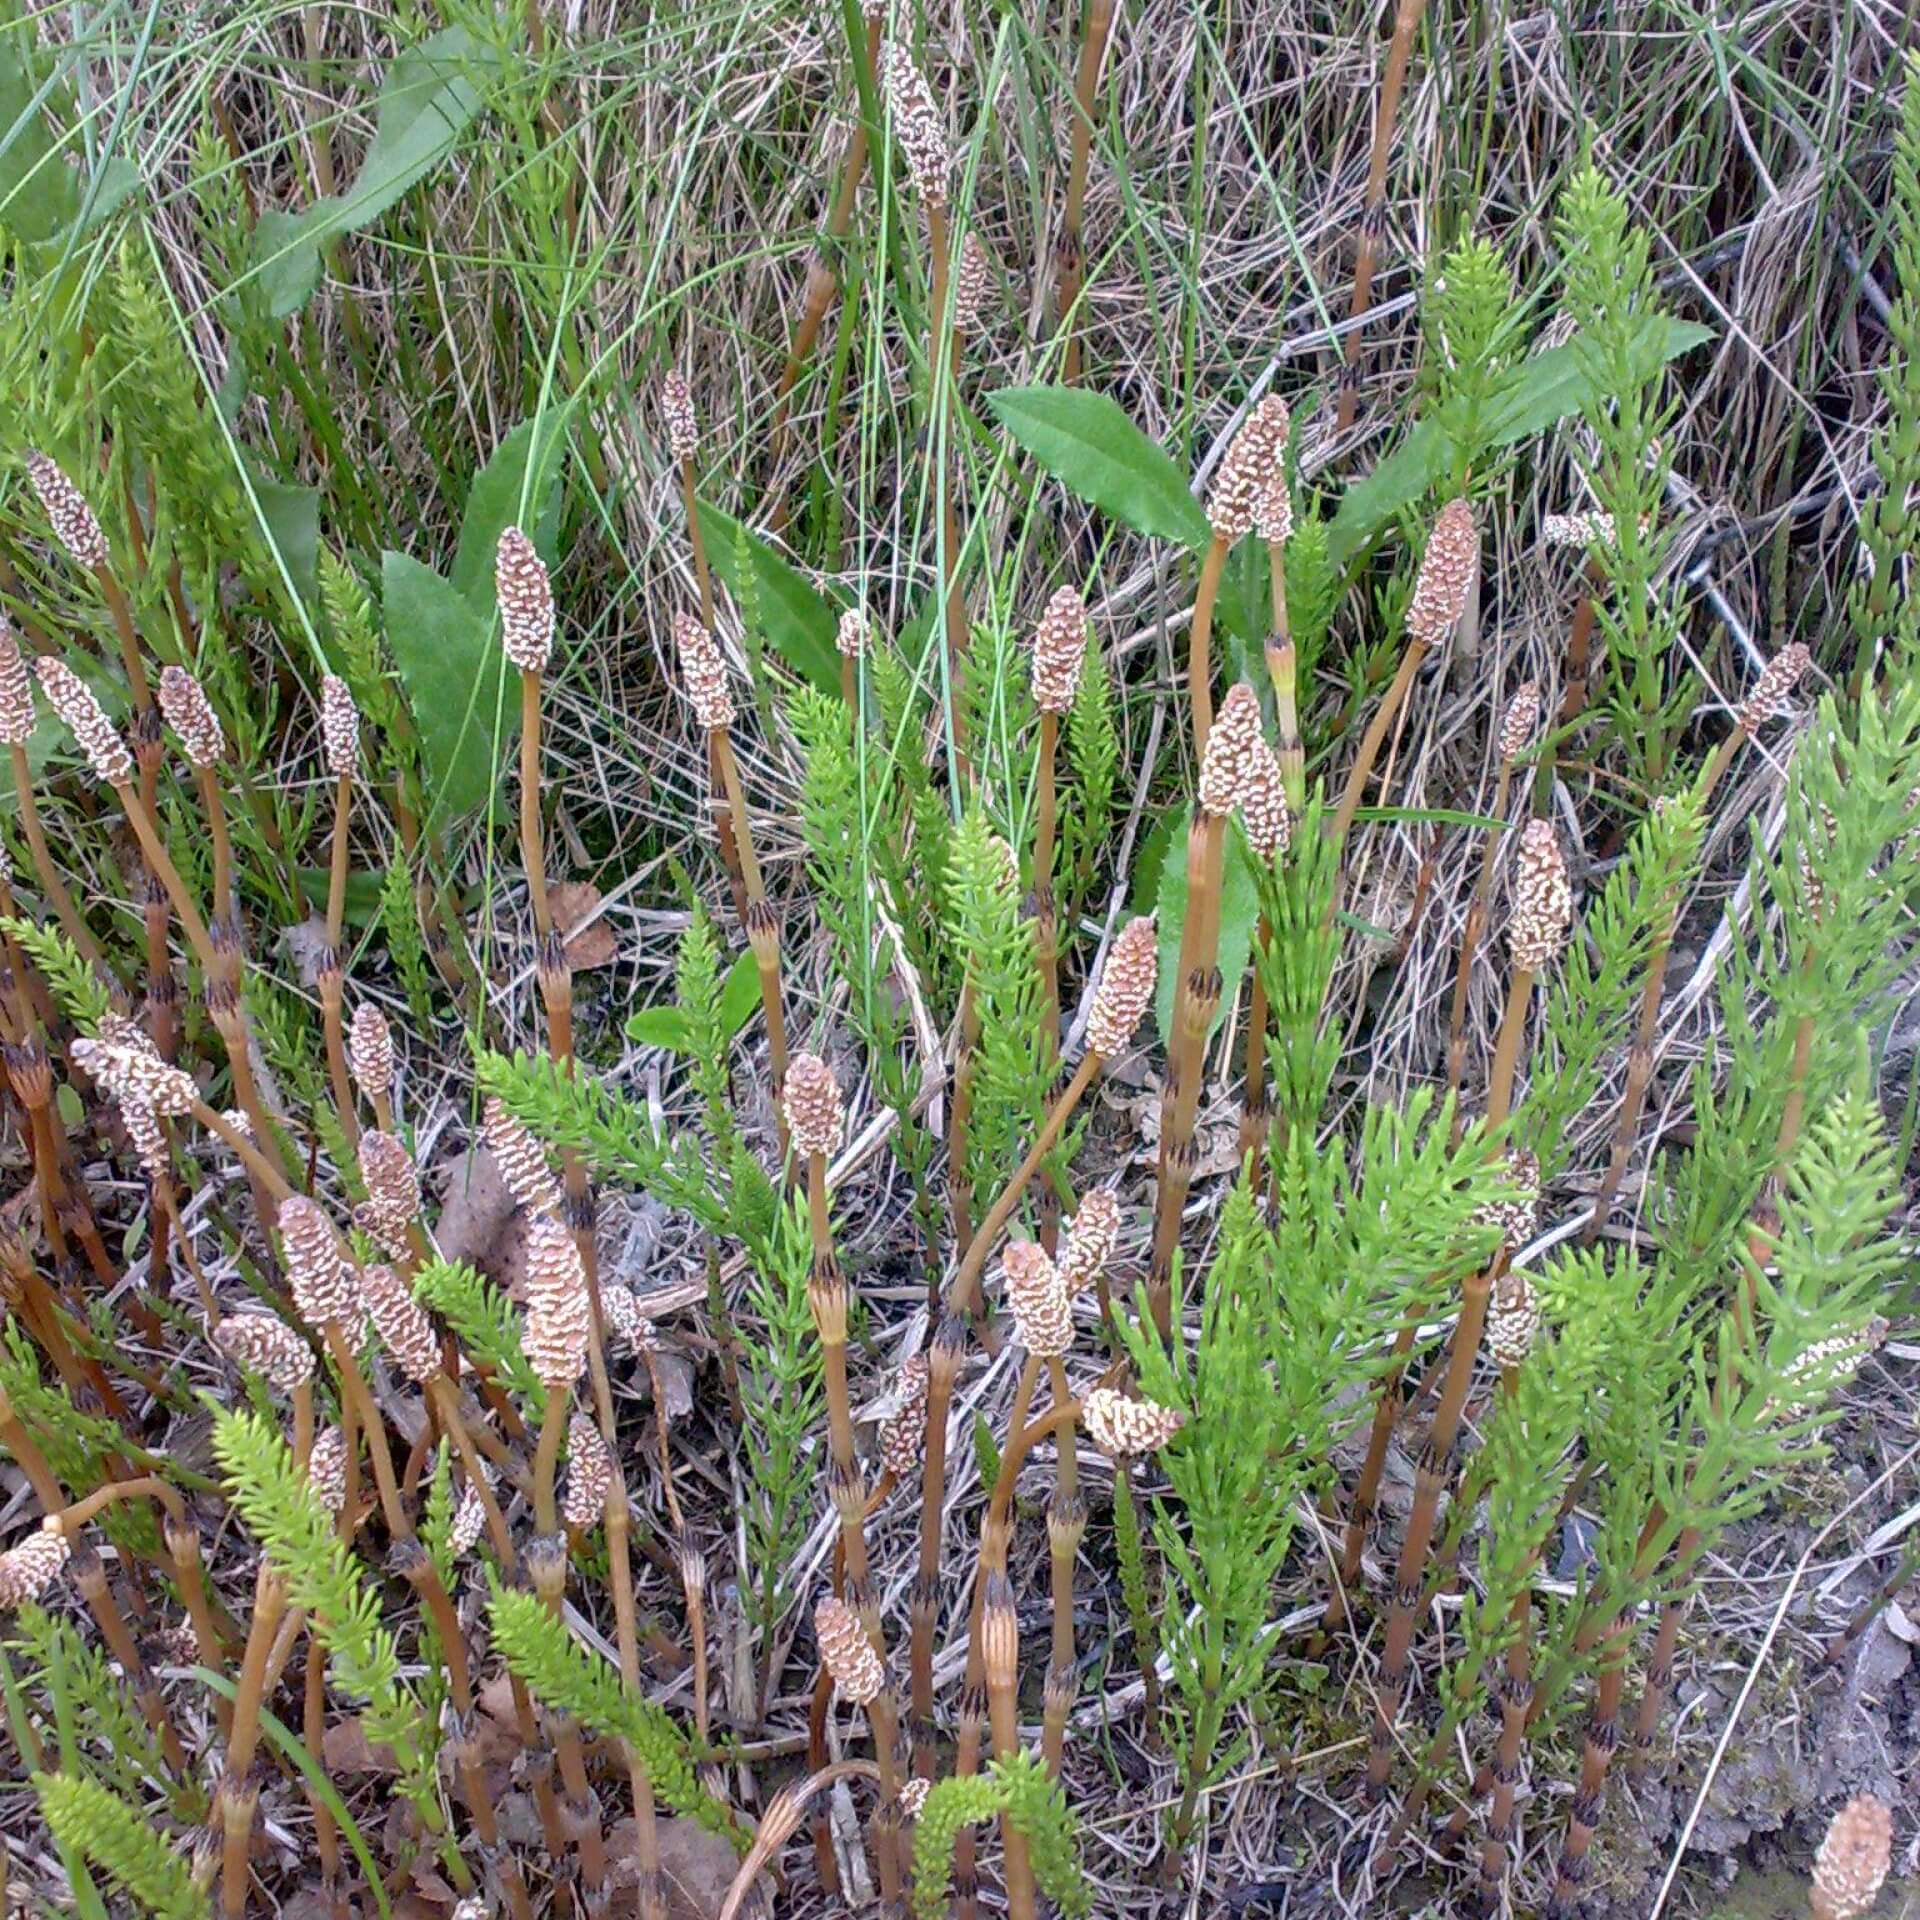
xmin=360 ymin=1262 xmax=439 ymax=1386
xmin=1001 ymin=1239 xmax=1073 ymax=1359
xmin=319 ymin=675 xmax=360 ymax=781
xmin=495 ymin=527 xmax=556 ymax=675
xmin=880 ymin=42 xmax=951 ymax=210
xmin=1199 ymin=682 xmax=1264 ymax=819
xmin=814 ymin=1594 xmax=885 ymax=1705
xmin=1206 ymin=395 xmax=1290 ymax=544
xmin=523 ymin=1213 xmax=591 ymax=1389
xmin=1085 ymin=915 xmax=1158 ymax=1059
xmin=347 ymin=1003 xmax=395 ymax=1102
xmin=26 ymin=453 xmax=110 ymax=571
xmin=157 ymin=666 xmax=226 ymax=769
xmin=214 ymin=1315 xmax=316 ymax=1396
xmin=675 ymin=612 xmax=736 ymax=731
xmin=1031 ymin=586 xmax=1090 ymax=716
xmin=0 ymin=622 xmax=35 ymax=748
xmin=1057 ymin=1189 xmax=1121 ymax=1294
xmin=482 ymin=1097 xmax=564 ymax=1218
xmin=34 ymin=656 xmax=132 ymax=787
xmin=1509 ymin=820 xmax=1573 ymax=972
xmin=563 ymin=1414 xmax=614 ymax=1529
xmin=0 ymin=1527 xmax=70 ymax=1610
xmin=1082 ymin=1387 xmax=1185 ymax=1458
xmin=1811 ymin=1795 xmax=1892 ymax=1920
xmin=783 ymin=1051 xmax=844 ymax=1158
xmin=279 ymin=1196 xmax=360 ymax=1330
xmin=1406 ymin=498 xmax=1478 ymax=649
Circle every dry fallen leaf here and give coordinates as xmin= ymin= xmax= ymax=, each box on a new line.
xmin=550 ymin=880 xmax=619 ymax=971
xmin=433 ymin=1144 xmax=526 ymax=1291
xmin=323 ymin=1715 xmax=401 ymax=1776
xmin=281 ymin=915 xmax=334 ymax=989
xmin=607 ymin=1816 xmax=765 ymax=1920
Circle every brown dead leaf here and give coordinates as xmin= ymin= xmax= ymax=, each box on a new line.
xmin=408 ymin=1861 xmax=457 ymax=1905
xmin=643 ymin=1345 xmax=695 ymax=1424
xmin=281 ymin=915 xmax=334 ymax=989
xmin=476 ymin=1671 xmax=528 ymax=1736
xmin=608 ymin=1816 xmax=763 ymax=1920
xmin=323 ymin=1715 xmax=401 ymax=1776
xmin=550 ymin=880 xmax=619 ymax=971
xmin=433 ymin=1145 xmax=526 ymax=1290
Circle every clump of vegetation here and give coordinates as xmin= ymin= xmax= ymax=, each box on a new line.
xmin=0 ymin=7 xmax=1912 ymax=1918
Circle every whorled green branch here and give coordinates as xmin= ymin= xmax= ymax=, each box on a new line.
xmin=487 ymin=1584 xmax=746 ymax=1850
xmin=36 ymin=1772 xmax=207 ymax=1920
xmin=910 ymin=1754 xmax=1090 ymax=1920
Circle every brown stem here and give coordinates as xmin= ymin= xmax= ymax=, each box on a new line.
xmin=948 ymin=979 xmax=981 ymax=1246
xmin=1056 ymin=0 xmax=1116 ymax=386
xmin=768 ymin=12 xmax=881 ymax=532
xmin=981 ymin=1574 xmax=1040 ymax=1920
xmin=8 ymin=742 xmax=110 ymax=974
xmin=1545 ymin=1619 xmax=1632 ymax=1917
xmin=1364 ymin=1255 xmax=1494 ymax=1797
xmin=1034 ymin=710 xmax=1064 ymax=1246
xmin=1147 ymin=811 xmax=1226 ymax=1336
xmin=516 ymin=663 xmax=622 ymax=1893
xmin=807 ymin=1155 xmax=876 ymax=1633
xmin=1336 ymin=0 xmax=1428 ymax=430
xmin=1333 ymin=633 xmax=1428 ymax=850
xmin=948 ymin=1050 xmax=1101 ymax=1320
xmin=1585 ymin=752 xmax=1736 ymax=1244
xmin=1041 ymin=1353 xmax=1083 ymax=1774
xmin=221 ymin=1562 xmax=288 ymax=1918
xmin=323 ymin=1322 xmax=408 ymax=1541
xmin=320 ymin=770 xmax=359 ymax=1151
xmin=1188 ymin=534 xmax=1229 ymax=756
xmin=1624 ymin=1531 xmax=1697 ymax=1780
xmin=710 ymin=726 xmax=790 ymax=1147
xmin=1485 ymin=967 xmax=1536 ymax=1131
xmin=1236 ymin=913 xmax=1273 ymax=1192
xmin=909 ymin=1316 xmax=965 ymax=1777
xmin=1559 ymin=583 xmax=1598 ymax=728
xmin=1444 ymin=763 xmax=1515 ymax=1125
xmin=1326 ymin=1319 xmax=1421 ymax=1630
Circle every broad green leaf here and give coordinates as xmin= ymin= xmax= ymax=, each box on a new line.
xmin=253 ymin=28 xmax=497 ymax=318
xmin=624 ymin=951 xmax=759 ymax=1053
xmin=1328 ymin=315 xmax=1710 ymax=566
xmin=0 ymin=27 xmax=137 ymax=244
xmin=382 ymin=550 xmax=509 ymax=822
xmin=294 ymin=868 xmax=388 ymax=923
xmin=988 ymin=387 xmax=1211 ymax=548
xmin=1128 ymin=807 xmax=1179 ymax=914
xmin=254 ymin=478 xmax=321 ymax=617
xmin=1152 ymin=807 xmax=1260 ymax=1047
xmin=1354 ymin=805 xmax=1508 ymax=830
xmin=452 ymin=413 xmax=573 ymax=605
xmin=694 ymin=501 xmax=839 ymax=692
